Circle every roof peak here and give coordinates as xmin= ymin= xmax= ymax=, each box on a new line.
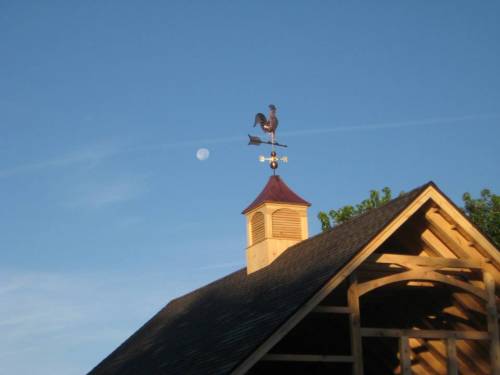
xmin=242 ymin=175 xmax=311 ymax=214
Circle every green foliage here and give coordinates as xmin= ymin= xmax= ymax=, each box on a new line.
xmin=317 ymin=187 xmax=393 ymax=230
xmin=462 ymin=189 xmax=500 ymax=248
xmin=318 ymin=186 xmax=499 ymax=249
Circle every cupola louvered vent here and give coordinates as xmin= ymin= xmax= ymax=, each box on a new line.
xmin=251 ymin=212 xmax=265 ymax=245
xmin=272 ymin=208 xmax=301 ymax=239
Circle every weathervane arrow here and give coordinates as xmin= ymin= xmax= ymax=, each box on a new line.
xmin=248 ymin=135 xmax=287 ymax=148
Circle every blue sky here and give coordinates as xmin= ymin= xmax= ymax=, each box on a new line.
xmin=1 ymin=1 xmax=499 ymax=374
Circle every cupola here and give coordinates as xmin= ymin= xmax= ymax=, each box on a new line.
xmin=242 ymin=175 xmax=310 ymax=274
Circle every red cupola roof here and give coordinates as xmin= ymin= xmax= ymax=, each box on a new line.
xmin=242 ymin=175 xmax=311 ymax=214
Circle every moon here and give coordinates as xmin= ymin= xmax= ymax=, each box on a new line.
xmin=196 ymin=148 xmax=210 ymax=161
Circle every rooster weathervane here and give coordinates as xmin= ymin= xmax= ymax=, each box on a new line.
xmin=248 ymin=104 xmax=288 ymax=174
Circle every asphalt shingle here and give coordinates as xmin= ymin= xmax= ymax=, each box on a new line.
xmin=89 ymin=182 xmax=431 ymax=375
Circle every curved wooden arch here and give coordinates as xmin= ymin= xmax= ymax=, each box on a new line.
xmin=357 ymin=269 xmax=488 ymax=301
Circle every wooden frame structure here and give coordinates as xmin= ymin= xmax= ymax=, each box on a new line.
xmin=236 ymin=185 xmax=500 ymax=374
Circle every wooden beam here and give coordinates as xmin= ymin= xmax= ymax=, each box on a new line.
xmin=421 ymin=228 xmax=459 ymax=259
xmin=262 ymin=353 xmax=354 ymax=363
xmin=349 ymin=275 xmax=364 ymax=375
xmin=484 ymin=271 xmax=500 ymax=374
xmin=313 ymin=305 xmax=351 ymax=314
xmin=356 ymin=269 xmax=488 ymax=300
xmin=397 ymin=223 xmax=442 ymax=258
xmin=422 ymin=297 xmax=489 ymax=374
xmin=399 ymin=335 xmax=412 ymax=375
xmin=423 ymin=310 xmax=489 ymax=375
xmin=427 ymin=190 xmax=500 ymax=267
xmin=357 ymin=264 xmax=406 ymax=279
xmin=361 ymin=327 xmax=490 ymax=340
xmin=413 ymin=337 xmax=449 ymax=374
xmin=367 ymin=253 xmax=483 ymax=269
xmin=446 ymin=338 xmax=458 ymax=375
xmin=408 ymin=338 xmax=443 ymax=375
xmin=423 ymin=192 xmax=500 ymax=287
xmin=426 ymin=210 xmax=475 ymax=259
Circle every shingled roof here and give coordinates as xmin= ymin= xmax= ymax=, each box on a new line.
xmin=89 ymin=182 xmax=431 ymax=375
xmin=242 ymin=175 xmax=311 ymax=214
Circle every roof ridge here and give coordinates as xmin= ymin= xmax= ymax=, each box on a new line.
xmin=306 ymin=181 xmax=433 ymax=243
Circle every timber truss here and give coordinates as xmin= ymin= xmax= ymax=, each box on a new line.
xmin=238 ymin=185 xmax=500 ymax=375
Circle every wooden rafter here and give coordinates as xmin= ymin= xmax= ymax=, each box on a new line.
xmin=408 ymin=338 xmax=442 ymax=375
xmin=426 ymin=209 xmax=476 ymax=259
xmin=367 ymin=253 xmax=483 ymax=269
xmin=414 ymin=338 xmax=448 ymax=374
xmin=420 ymin=228 xmax=459 ymax=259
xmin=360 ymin=328 xmax=489 ymax=340
xmin=428 ymin=192 xmax=500 ymax=267
xmin=422 ymin=313 xmax=489 ymax=375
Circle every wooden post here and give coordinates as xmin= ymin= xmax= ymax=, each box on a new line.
xmin=446 ymin=338 xmax=458 ymax=375
xmin=348 ymin=275 xmax=364 ymax=375
xmin=399 ymin=335 xmax=411 ymax=375
xmin=484 ymin=271 xmax=500 ymax=375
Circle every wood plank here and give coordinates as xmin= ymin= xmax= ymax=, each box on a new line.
xmin=250 ymin=212 xmax=265 ymax=244
xmin=396 ymin=223 xmax=442 ymax=258
xmin=425 ymin=192 xmax=500 ymax=287
xmin=422 ymin=297 xmax=489 ymax=374
xmin=428 ymin=190 xmax=500 ymax=267
xmin=421 ymin=228 xmax=459 ymax=259
xmin=426 ymin=211 xmax=473 ymax=260
xmin=399 ymin=335 xmax=412 ymax=375
xmin=273 ymin=209 xmax=302 ymax=239
xmin=349 ymin=275 xmax=364 ymax=375
xmin=361 ymin=327 xmax=490 ymax=340
xmin=442 ymin=323 xmax=489 ymax=374
xmin=313 ymin=305 xmax=351 ymax=314
xmin=356 ymin=269 xmax=488 ymax=300
xmin=414 ymin=337 xmax=448 ymax=374
xmin=367 ymin=253 xmax=482 ymax=269
xmin=484 ymin=271 xmax=500 ymax=374
xmin=446 ymin=338 xmax=458 ymax=375
xmin=262 ymin=353 xmax=354 ymax=363
xmin=408 ymin=338 xmax=442 ymax=375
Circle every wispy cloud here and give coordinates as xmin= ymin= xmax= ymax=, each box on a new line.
xmin=123 ymin=112 xmax=500 ymax=152
xmin=1 ymin=113 xmax=498 ymax=179
xmin=0 ymin=141 xmax=121 ymax=178
xmin=0 ymin=273 xmax=85 ymax=344
xmin=0 ymin=277 xmax=30 ymax=295
xmin=66 ymin=179 xmax=146 ymax=209
xmin=282 ymin=113 xmax=500 ymax=137
xmin=143 ymin=113 xmax=500 ymax=148
xmin=0 ymin=269 xmax=186 ymax=374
